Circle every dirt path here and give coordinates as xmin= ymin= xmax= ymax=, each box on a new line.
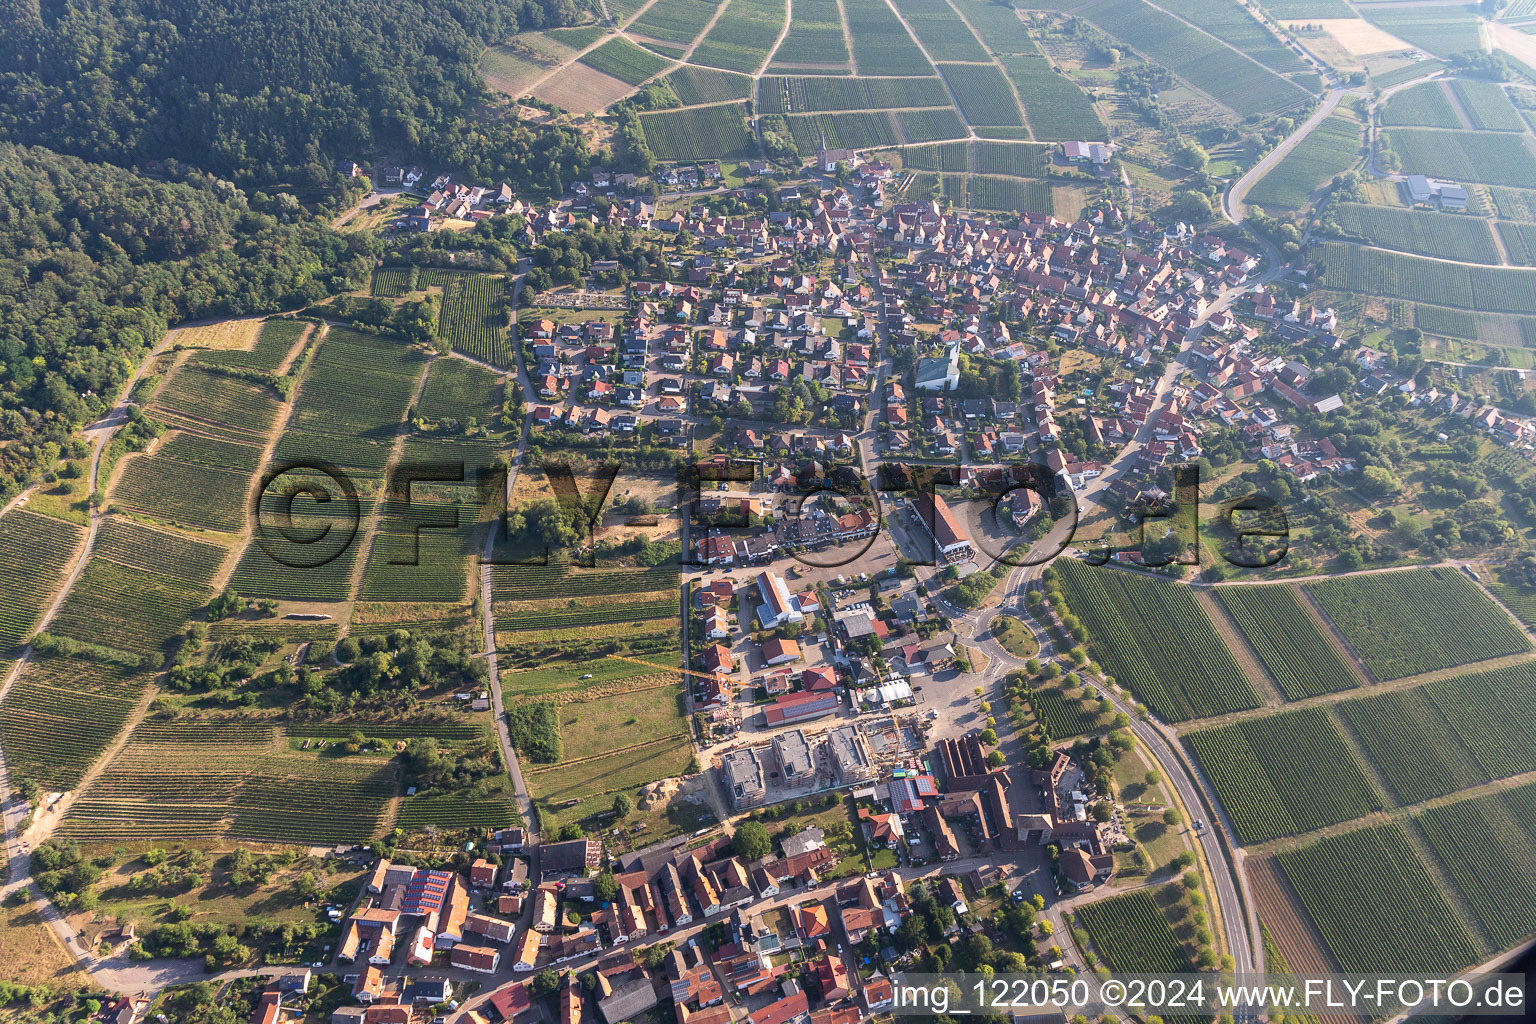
xmin=757 ymin=0 xmax=796 ymax=77
xmin=834 ymin=0 xmax=858 ymax=73
xmin=1438 ymin=78 xmax=1477 ymax=129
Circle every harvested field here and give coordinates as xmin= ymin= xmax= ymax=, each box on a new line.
xmin=532 ymin=64 xmax=635 ymax=113
xmin=1292 ymin=18 xmax=1413 ymax=55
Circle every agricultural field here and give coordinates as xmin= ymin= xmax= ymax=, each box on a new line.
xmin=440 ymin=275 xmax=513 ymax=367
xmin=1080 ymin=0 xmax=1310 ymax=118
xmin=938 ymin=63 xmax=1025 ymax=127
xmin=1155 ymin=0 xmax=1318 ymax=83
xmin=690 ymin=0 xmax=787 ymax=73
xmin=972 ymin=140 xmax=1051 ymax=176
xmin=113 ymin=431 xmax=263 ymax=534
xmin=0 ymin=509 xmax=86 ymax=657
xmin=49 ymin=517 xmax=228 ymax=658
xmin=1449 ymin=79 xmax=1527 ymax=132
xmin=1334 ymin=687 xmax=1485 ymax=805
xmin=946 ymin=0 xmax=1034 ymax=51
xmin=640 ymin=103 xmax=755 ymax=161
xmin=1246 ymin=113 xmax=1362 ymax=210
xmin=1304 ymin=567 xmax=1529 ymax=680
xmin=1491 ymin=185 xmax=1536 ymax=222
xmin=1414 ymin=781 xmax=1536 ymax=948
xmin=1025 ymin=678 xmax=1108 ymax=740
xmin=60 ymin=719 xmax=400 ymax=844
xmin=768 ymin=0 xmax=849 ymax=66
xmin=1415 ymin=303 xmax=1480 ymax=338
xmin=968 ymin=175 xmax=1052 ymax=213
xmin=1328 ymin=203 xmax=1501 ymax=263
xmin=661 ymin=65 xmax=754 ymax=104
xmin=891 ymin=0 xmax=988 ymax=61
xmin=1356 ymin=7 xmax=1484 ymax=57
xmin=479 ymin=45 xmax=550 ymax=98
xmin=580 ymin=36 xmax=675 ymax=84
xmin=271 ymin=327 xmax=428 ymax=484
xmin=1213 ymin=584 xmax=1358 ymax=700
xmin=1076 ymin=886 xmax=1195 ymax=973
xmin=898 ymin=140 xmax=970 ymax=170
xmin=1050 ymin=559 xmax=1259 ymax=722
xmin=1496 ymin=220 xmax=1536 ymax=265
xmin=786 ymin=111 xmax=900 ymax=153
xmin=758 ymin=76 xmax=950 ymax=114
xmin=415 ymin=356 xmax=505 ymax=426
xmin=0 ymin=657 xmax=156 ymax=791
xmin=1275 ymin=823 xmax=1481 ymax=974
xmin=630 ymin=0 xmax=720 ymax=47
xmin=1416 ymin=660 xmax=1536 ymax=780
xmin=1383 ymin=127 xmax=1536 ymax=188
xmin=153 ymin=363 xmax=285 ymax=439
xmin=896 ymin=107 xmax=968 ymax=143
xmin=1318 ymin=241 xmax=1536 ymax=315
xmin=1185 ymin=707 xmax=1381 ymax=843
xmin=1380 ymin=81 xmax=1461 ymax=128
xmin=843 ymin=0 xmax=933 ymax=75
xmin=998 ymin=56 xmax=1106 ymax=141
xmin=1484 ymin=568 xmax=1536 ymax=628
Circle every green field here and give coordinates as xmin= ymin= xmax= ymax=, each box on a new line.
xmin=769 ymin=0 xmax=849 ymax=65
xmin=1380 ymin=82 xmax=1461 ymax=129
xmin=1050 ymin=560 xmax=1259 ymax=722
xmin=998 ymin=56 xmax=1106 ymax=141
xmin=898 ymin=140 xmax=971 ymax=171
xmin=758 ymin=75 xmax=950 ymax=113
xmin=1384 ymin=127 xmax=1536 ymax=188
xmin=439 ymin=275 xmax=513 ymax=366
xmin=1076 ymin=887 xmax=1194 ymax=973
xmin=1334 ymin=687 xmax=1485 ymax=805
xmin=1213 ymin=585 xmax=1358 ymax=700
xmin=843 ymin=0 xmax=933 ymax=75
xmin=786 ymin=111 xmax=900 ymax=152
xmin=661 ymin=65 xmax=754 ymax=104
xmin=1304 ymin=567 xmax=1529 ymax=680
xmin=1080 ymin=0 xmax=1309 ymax=118
xmin=1491 ymin=185 xmax=1536 ymax=222
xmin=892 ymin=0 xmax=988 ymax=60
xmin=1246 ymin=114 xmax=1362 ymax=210
xmin=640 ymin=102 xmax=755 ymax=160
xmin=1414 ymin=781 xmax=1536 ymax=948
xmin=1186 ymin=707 xmax=1381 ymax=843
xmin=580 ymin=36 xmax=675 ymax=84
xmin=968 ymin=175 xmax=1051 ymax=213
xmin=690 ymin=0 xmax=787 ymax=72
xmin=416 ymin=356 xmax=505 ymax=425
xmin=1276 ymin=823 xmax=1480 ymax=974
xmin=896 ymin=107 xmax=968 ymax=143
xmin=0 ymin=510 xmax=85 ymax=657
xmin=114 ymin=433 xmax=261 ymax=533
xmin=1449 ymin=79 xmax=1527 ymax=132
xmin=938 ymin=63 xmax=1025 ymax=127
xmin=1496 ymin=220 xmax=1536 ymax=266
xmin=1153 ymin=0 xmax=1317 ymax=83
xmin=1357 ymin=7 xmax=1484 ymax=57
xmin=0 ymin=658 xmax=156 ymax=791
xmin=1329 ymin=203 xmax=1501 ymax=263
xmin=1318 ymin=241 xmax=1536 ymax=315
xmin=631 ymin=0 xmax=721 ymax=46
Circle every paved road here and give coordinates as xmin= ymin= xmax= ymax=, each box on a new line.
xmin=1225 ymin=88 xmax=1346 ymax=224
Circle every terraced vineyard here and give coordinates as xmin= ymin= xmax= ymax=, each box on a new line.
xmin=1076 ymin=887 xmax=1194 ymax=973
xmin=1304 ymin=567 xmax=1529 ymax=680
xmin=0 ymin=658 xmax=156 ymax=790
xmin=1275 ymin=823 xmax=1481 ymax=974
xmin=439 ymin=275 xmax=513 ymax=366
xmin=1414 ymin=782 xmax=1536 ymax=948
xmin=1185 ymin=707 xmax=1381 ymax=843
xmin=1051 ymin=559 xmax=1259 ymax=722
xmin=1213 ymin=584 xmax=1358 ymax=699
xmin=0 ymin=509 xmax=85 ymax=657
xmin=61 ymin=719 xmax=399 ymax=843
xmin=49 ymin=517 xmax=228 ymax=658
